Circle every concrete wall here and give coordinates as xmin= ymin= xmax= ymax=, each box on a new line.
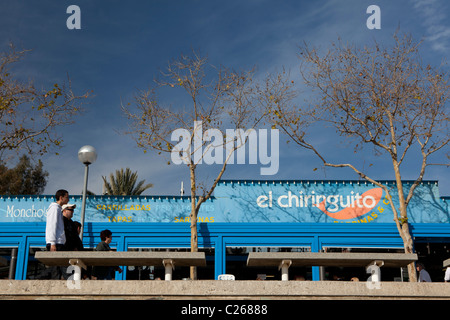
xmin=1 ymin=280 xmax=450 ymax=300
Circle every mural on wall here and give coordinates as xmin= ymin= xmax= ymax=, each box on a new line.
xmin=0 ymin=180 xmax=448 ymax=224
xmin=214 ymin=180 xmax=449 ymax=224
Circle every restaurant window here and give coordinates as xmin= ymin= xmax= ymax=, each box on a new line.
xmin=0 ymin=247 xmax=18 ymax=279
xmin=125 ymin=247 xmax=215 ymax=280
xmin=226 ymin=246 xmax=312 ymax=280
xmin=320 ymin=247 xmax=405 ymax=282
xmin=414 ymin=240 xmax=450 ymax=282
xmin=26 ymin=247 xmax=47 ymax=279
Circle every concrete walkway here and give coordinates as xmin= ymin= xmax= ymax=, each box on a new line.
xmin=1 ymin=280 xmax=449 ymax=300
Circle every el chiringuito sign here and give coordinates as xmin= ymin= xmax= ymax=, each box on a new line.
xmin=213 ymin=180 xmax=448 ymax=224
xmin=253 ymin=186 xmax=386 ymax=222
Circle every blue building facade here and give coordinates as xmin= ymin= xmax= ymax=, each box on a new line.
xmin=0 ymin=180 xmax=449 ymax=281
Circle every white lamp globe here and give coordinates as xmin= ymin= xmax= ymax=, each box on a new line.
xmin=78 ymin=145 xmax=97 ymax=165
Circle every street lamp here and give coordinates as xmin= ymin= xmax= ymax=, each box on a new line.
xmin=78 ymin=145 xmax=97 ymax=241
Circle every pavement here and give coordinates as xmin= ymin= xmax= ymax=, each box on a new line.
xmin=1 ymin=280 xmax=449 ymax=300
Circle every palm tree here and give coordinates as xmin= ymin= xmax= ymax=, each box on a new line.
xmin=102 ymin=168 xmax=153 ymax=195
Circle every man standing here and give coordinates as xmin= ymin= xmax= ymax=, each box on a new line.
xmin=62 ymin=203 xmax=83 ymax=251
xmin=45 ymin=189 xmax=69 ymax=252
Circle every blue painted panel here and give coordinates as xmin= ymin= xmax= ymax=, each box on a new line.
xmin=1 ymin=180 xmax=447 ymax=224
xmin=215 ymin=180 xmax=448 ymax=223
xmin=2 ymin=221 xmax=450 ymax=280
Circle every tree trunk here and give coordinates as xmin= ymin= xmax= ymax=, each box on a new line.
xmin=189 ymin=165 xmax=198 ymax=280
xmin=401 ymin=222 xmax=417 ymax=282
xmin=190 ymin=209 xmax=198 ymax=280
xmin=393 ymin=161 xmax=417 ymax=282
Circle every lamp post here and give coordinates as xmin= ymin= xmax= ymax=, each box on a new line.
xmin=78 ymin=145 xmax=97 ymax=241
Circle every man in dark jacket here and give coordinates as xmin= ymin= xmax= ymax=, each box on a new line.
xmin=93 ymin=229 xmax=122 ymax=279
xmin=62 ymin=204 xmax=83 ymax=251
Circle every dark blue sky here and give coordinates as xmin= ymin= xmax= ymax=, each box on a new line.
xmin=1 ymin=0 xmax=449 ymax=196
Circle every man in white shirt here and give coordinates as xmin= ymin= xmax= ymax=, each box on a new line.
xmin=444 ymin=267 xmax=450 ymax=282
xmin=45 ymin=189 xmax=69 ymax=251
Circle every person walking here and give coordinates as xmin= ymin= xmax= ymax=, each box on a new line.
xmin=43 ymin=189 xmax=69 ymax=279
xmin=93 ymin=229 xmax=122 ymax=280
xmin=62 ymin=203 xmax=83 ymax=251
xmin=45 ymin=189 xmax=69 ymax=252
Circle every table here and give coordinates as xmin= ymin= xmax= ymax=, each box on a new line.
xmin=35 ymin=251 xmax=206 ymax=281
xmin=247 ymin=252 xmax=418 ymax=281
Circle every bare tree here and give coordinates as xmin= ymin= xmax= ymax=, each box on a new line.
xmin=268 ymin=32 xmax=449 ymax=282
xmin=0 ymin=44 xmax=89 ymax=159
xmin=122 ymin=50 xmax=281 ymax=279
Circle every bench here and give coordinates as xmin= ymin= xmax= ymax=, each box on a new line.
xmin=35 ymin=251 xmax=206 ymax=281
xmin=247 ymin=252 xmax=418 ymax=281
